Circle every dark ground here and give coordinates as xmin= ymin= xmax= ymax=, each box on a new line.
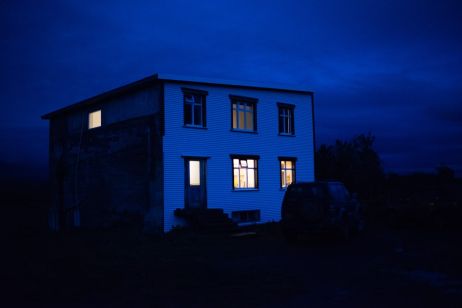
xmin=6 ymin=220 xmax=462 ymax=308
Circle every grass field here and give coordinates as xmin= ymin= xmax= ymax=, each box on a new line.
xmin=7 ymin=222 xmax=462 ymax=307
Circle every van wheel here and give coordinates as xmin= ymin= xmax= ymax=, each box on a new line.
xmin=283 ymin=230 xmax=298 ymax=243
xmin=339 ymin=218 xmax=351 ymax=241
xmin=356 ymin=218 xmax=365 ymax=233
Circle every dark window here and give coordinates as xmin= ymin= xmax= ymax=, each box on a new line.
xmin=231 ymin=155 xmax=259 ymax=189
xmin=230 ymin=95 xmax=258 ymax=132
xmin=279 ymin=157 xmax=296 ymax=188
xmin=183 ymin=88 xmax=207 ymax=127
xmin=232 ymin=210 xmax=260 ymax=223
xmin=278 ymin=103 xmax=295 ymax=135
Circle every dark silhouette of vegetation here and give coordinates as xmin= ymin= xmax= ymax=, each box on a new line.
xmin=316 ymin=135 xmax=462 ymax=230
xmin=1 ymin=161 xmax=49 ymax=236
xmin=383 ymin=166 xmax=462 ymax=230
xmin=315 ymin=133 xmax=385 ymax=200
xmin=436 ymin=164 xmax=455 ymax=183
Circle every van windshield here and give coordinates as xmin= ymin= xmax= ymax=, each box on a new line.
xmin=328 ymin=183 xmax=350 ymax=202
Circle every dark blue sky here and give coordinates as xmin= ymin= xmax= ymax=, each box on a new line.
xmin=1 ymin=0 xmax=461 ymax=175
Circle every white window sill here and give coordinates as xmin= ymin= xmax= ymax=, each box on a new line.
xmin=183 ymin=125 xmax=207 ymax=130
xmin=278 ymin=133 xmax=296 ymax=137
xmin=231 ymin=129 xmax=258 ymax=134
xmin=232 ymin=188 xmax=259 ymax=192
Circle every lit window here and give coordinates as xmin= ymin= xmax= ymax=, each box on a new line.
xmin=88 ymin=110 xmax=101 ymax=129
xmin=183 ymin=88 xmax=207 ymax=127
xmin=280 ymin=158 xmax=296 ymax=188
xmin=231 ymin=156 xmax=259 ymax=189
xmin=189 ymin=160 xmax=201 ymax=186
xmin=230 ymin=95 xmax=257 ymax=132
xmin=278 ymin=103 xmax=295 ymax=135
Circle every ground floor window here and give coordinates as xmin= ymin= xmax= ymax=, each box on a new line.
xmin=279 ymin=157 xmax=296 ymax=188
xmin=232 ymin=210 xmax=260 ymax=223
xmin=231 ymin=155 xmax=259 ymax=189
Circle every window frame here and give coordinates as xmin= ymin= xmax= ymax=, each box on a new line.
xmin=230 ymin=95 xmax=258 ymax=133
xmin=182 ymin=87 xmax=208 ymax=128
xmin=231 ymin=210 xmax=261 ymax=223
xmin=279 ymin=156 xmax=297 ymax=189
xmin=277 ymin=103 xmax=295 ymax=136
xmin=230 ymin=154 xmax=260 ymax=190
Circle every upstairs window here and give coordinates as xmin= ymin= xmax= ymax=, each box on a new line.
xmin=279 ymin=157 xmax=296 ymax=188
xmin=183 ymin=88 xmax=208 ymax=128
xmin=231 ymin=155 xmax=259 ymax=189
xmin=278 ymin=103 xmax=295 ymax=135
xmin=88 ymin=110 xmax=101 ymax=129
xmin=230 ymin=95 xmax=258 ymax=132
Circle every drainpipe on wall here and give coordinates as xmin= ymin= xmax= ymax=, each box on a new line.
xmin=73 ymin=111 xmax=85 ymax=228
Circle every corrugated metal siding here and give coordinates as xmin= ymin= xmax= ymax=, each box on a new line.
xmin=163 ymin=82 xmax=314 ymax=231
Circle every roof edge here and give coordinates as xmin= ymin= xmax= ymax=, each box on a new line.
xmin=41 ymin=73 xmax=313 ymax=120
xmin=157 ymin=73 xmax=313 ymax=94
xmin=41 ymin=74 xmax=160 ymax=119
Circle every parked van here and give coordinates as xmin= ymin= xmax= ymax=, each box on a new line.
xmin=281 ymin=181 xmax=364 ymax=241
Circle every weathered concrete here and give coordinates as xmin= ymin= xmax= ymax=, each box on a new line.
xmin=48 ymin=84 xmax=164 ymax=233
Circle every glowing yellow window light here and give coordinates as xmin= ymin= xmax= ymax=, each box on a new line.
xmin=189 ymin=160 xmax=201 ymax=186
xmin=88 ymin=110 xmax=102 ymax=129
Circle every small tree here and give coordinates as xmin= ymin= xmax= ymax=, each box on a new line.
xmin=436 ymin=165 xmax=455 ymax=184
xmin=315 ymin=133 xmax=384 ymax=199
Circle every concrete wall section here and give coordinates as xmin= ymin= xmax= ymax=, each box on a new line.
xmin=48 ymin=84 xmax=163 ymax=232
xmin=62 ymin=84 xmax=161 ymax=135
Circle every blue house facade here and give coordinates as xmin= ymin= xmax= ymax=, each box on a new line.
xmin=42 ymin=74 xmax=315 ymax=232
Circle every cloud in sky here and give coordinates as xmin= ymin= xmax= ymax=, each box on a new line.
xmin=1 ymin=0 xmax=461 ymax=174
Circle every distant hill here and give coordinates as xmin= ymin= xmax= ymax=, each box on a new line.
xmin=0 ymin=161 xmax=48 ymax=182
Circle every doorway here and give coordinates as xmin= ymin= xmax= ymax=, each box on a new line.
xmin=184 ymin=158 xmax=207 ymax=209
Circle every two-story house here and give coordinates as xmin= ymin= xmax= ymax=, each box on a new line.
xmin=42 ymin=74 xmax=315 ymax=233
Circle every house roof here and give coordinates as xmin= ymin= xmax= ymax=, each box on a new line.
xmin=41 ymin=73 xmax=313 ymax=119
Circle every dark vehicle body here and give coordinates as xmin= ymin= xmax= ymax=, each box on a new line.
xmin=281 ymin=181 xmax=363 ymax=240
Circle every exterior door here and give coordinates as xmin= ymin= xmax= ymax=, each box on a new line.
xmin=185 ymin=158 xmax=207 ymax=209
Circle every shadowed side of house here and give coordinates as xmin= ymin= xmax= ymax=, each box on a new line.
xmin=44 ymin=81 xmax=164 ymax=232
